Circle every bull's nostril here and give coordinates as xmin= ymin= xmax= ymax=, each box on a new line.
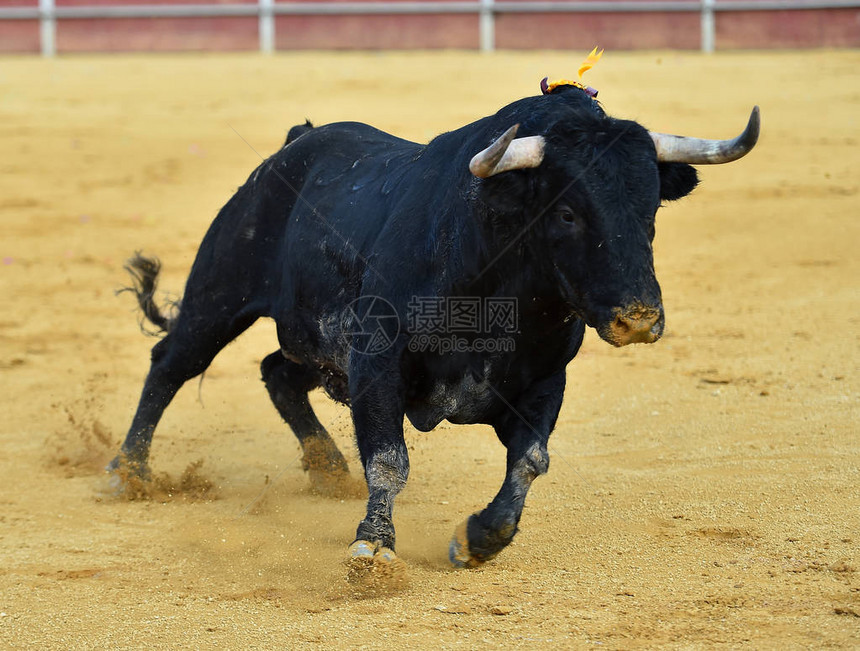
xmin=613 ymin=315 xmax=631 ymax=333
xmin=608 ymin=306 xmax=663 ymax=346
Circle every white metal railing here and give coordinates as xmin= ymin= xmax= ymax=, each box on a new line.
xmin=1 ymin=0 xmax=858 ymax=57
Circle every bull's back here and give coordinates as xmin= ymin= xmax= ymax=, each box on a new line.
xmin=250 ymin=123 xmax=425 ymax=359
xmin=176 ymin=124 xmax=412 ymax=324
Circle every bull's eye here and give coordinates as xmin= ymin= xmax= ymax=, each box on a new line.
xmin=551 ymin=203 xmax=584 ymax=233
xmin=557 ymin=209 xmax=579 ymax=226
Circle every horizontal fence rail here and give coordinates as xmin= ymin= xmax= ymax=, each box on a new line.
xmin=1 ymin=0 xmax=858 ymax=56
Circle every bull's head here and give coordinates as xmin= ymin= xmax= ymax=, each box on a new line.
xmin=470 ymin=97 xmax=759 ymax=347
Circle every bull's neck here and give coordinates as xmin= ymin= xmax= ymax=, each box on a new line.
xmin=420 ymin=118 xmax=556 ymax=302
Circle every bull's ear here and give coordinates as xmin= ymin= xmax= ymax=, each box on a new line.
xmin=658 ymin=162 xmax=699 ymax=202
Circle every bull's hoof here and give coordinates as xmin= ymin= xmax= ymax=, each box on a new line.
xmin=448 ymin=519 xmax=485 ymax=569
xmin=104 ymin=455 xmax=153 ymax=499
xmin=106 ymin=453 xmax=151 ymax=477
xmin=346 ymin=540 xmax=408 ymax=596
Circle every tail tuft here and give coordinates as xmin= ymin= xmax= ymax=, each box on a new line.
xmin=119 ymin=252 xmax=178 ymax=335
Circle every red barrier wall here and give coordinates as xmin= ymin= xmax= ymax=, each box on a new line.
xmin=275 ymin=14 xmax=480 ymax=50
xmin=0 ymin=0 xmax=38 ymax=52
xmin=0 ymin=20 xmax=38 ymax=53
xmin=53 ymin=0 xmax=258 ymax=51
xmin=717 ymin=9 xmax=860 ymax=49
xmin=0 ymin=0 xmax=858 ymax=53
xmin=57 ymin=17 xmax=259 ymax=51
xmin=496 ymin=12 xmax=702 ymax=50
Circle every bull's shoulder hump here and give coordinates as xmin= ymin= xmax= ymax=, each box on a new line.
xmin=309 ymin=121 xmax=419 ymax=149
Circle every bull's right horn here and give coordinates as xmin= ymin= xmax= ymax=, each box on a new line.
xmin=470 ymin=124 xmax=546 ymax=178
xmin=650 ymin=106 xmax=761 ymax=165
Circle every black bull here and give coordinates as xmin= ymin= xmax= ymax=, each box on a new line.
xmin=111 ymin=85 xmax=759 ymax=571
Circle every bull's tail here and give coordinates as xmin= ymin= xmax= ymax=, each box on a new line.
xmin=120 ymin=252 xmax=179 ymax=335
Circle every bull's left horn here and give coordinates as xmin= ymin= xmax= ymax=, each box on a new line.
xmin=470 ymin=124 xmax=546 ymax=178
xmin=650 ymin=106 xmax=760 ymax=165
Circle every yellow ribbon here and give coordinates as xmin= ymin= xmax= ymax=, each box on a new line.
xmin=577 ymin=46 xmax=604 ymax=80
xmin=544 ymin=47 xmax=604 ymax=95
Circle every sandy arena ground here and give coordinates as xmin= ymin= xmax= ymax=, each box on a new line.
xmin=0 ymin=50 xmax=858 ymax=648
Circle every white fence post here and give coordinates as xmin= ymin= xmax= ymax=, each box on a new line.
xmin=259 ymin=0 xmax=275 ymax=53
xmin=39 ymin=0 xmax=55 ymax=57
xmin=701 ymin=0 xmax=716 ymax=53
xmin=479 ymin=0 xmax=495 ymax=52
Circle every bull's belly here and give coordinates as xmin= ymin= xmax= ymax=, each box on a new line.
xmin=405 ymin=370 xmax=497 ymax=432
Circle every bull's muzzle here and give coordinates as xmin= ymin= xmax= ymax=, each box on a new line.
xmin=606 ymin=304 xmax=664 ymax=346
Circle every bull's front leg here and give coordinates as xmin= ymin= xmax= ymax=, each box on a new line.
xmin=449 ymin=371 xmax=565 ymax=568
xmin=346 ymin=354 xmax=410 ymax=590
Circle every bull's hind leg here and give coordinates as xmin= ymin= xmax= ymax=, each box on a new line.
xmin=109 ymin=310 xmax=258 ymax=482
xmin=449 ymin=371 xmax=565 ymax=568
xmin=260 ymin=351 xmax=350 ymax=493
